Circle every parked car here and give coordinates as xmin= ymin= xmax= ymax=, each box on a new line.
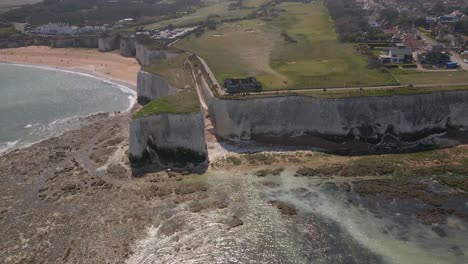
xmin=464 ymin=59 xmax=468 ymax=63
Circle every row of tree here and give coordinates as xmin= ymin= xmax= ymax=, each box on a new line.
xmin=0 ymin=0 xmax=202 ymax=26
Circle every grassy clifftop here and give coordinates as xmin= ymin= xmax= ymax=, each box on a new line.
xmin=142 ymin=52 xmax=194 ymax=90
xmin=133 ymin=91 xmax=200 ymax=119
xmin=175 ymin=2 xmax=397 ymax=90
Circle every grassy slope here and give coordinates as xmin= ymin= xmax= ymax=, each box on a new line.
xmin=133 ymin=92 xmax=200 ymax=118
xmin=0 ymin=0 xmax=42 ymax=12
xmin=298 ymin=85 xmax=468 ymax=98
xmin=0 ymin=26 xmax=17 ymax=37
xmin=220 ymin=85 xmax=468 ymax=99
xmin=142 ymin=52 xmax=194 ymax=89
xmin=175 ymin=2 xmax=397 ymax=90
xmin=391 ymin=69 xmax=468 ymax=85
xmin=147 ymin=0 xmax=253 ymax=30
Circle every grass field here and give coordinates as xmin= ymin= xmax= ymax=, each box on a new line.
xmin=391 ymin=69 xmax=468 ymax=85
xmin=175 ymin=2 xmax=397 ymax=90
xmin=221 ymin=85 xmax=468 ymax=100
xmin=133 ymin=91 xmax=200 ymax=118
xmin=0 ymin=26 xmax=17 ymax=37
xmin=0 ymin=0 xmax=41 ymax=12
xmin=147 ymin=0 xmax=253 ymax=30
xmin=142 ymin=52 xmax=194 ymax=89
xmin=298 ymin=85 xmax=468 ymax=98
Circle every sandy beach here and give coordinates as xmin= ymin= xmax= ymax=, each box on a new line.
xmin=0 ymin=46 xmax=139 ymax=86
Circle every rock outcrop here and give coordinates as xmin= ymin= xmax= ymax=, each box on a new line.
xmin=129 ymin=111 xmax=208 ymax=172
xmin=135 ymin=41 xmax=178 ymax=66
xmin=136 ymin=70 xmax=180 ymax=105
xmin=98 ymin=34 xmax=120 ymax=52
xmin=49 ymin=36 xmax=99 ymax=48
xmin=120 ymin=35 xmax=136 ymax=57
xmin=1 ymin=35 xmax=99 ymax=49
xmin=0 ymin=35 xmax=34 ymax=48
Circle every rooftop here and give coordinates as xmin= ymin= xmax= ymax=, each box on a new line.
xmin=390 ymin=48 xmax=412 ymax=55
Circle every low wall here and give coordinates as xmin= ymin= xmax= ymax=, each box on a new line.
xmin=136 ymin=70 xmax=180 ymax=105
xmin=128 ymin=111 xmax=208 ymax=171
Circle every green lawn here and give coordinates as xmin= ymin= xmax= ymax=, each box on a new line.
xmin=0 ymin=26 xmax=17 ymax=37
xmin=392 ymin=69 xmax=468 ymax=85
xmin=147 ymin=0 xmax=253 ymax=30
xmin=298 ymin=85 xmax=468 ymax=99
xmin=133 ymin=91 xmax=200 ymax=118
xmin=0 ymin=0 xmax=41 ymax=12
xmin=175 ymin=2 xmax=397 ymax=90
xmin=142 ymin=52 xmax=194 ymax=89
xmin=221 ymin=85 xmax=468 ymax=100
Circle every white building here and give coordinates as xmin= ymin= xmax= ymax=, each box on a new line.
xmin=36 ymin=23 xmax=78 ymax=35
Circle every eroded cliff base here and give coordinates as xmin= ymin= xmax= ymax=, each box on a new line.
xmin=249 ymin=127 xmax=468 ymax=155
xmin=1 ymin=112 xmax=468 ymax=263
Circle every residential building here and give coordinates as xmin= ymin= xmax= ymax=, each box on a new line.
xmin=223 ymin=77 xmax=262 ymax=94
xmin=379 ymin=45 xmax=413 ymax=64
xmin=35 ymin=23 xmax=78 ymax=35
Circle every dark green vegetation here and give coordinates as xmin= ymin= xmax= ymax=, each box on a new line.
xmin=0 ymin=0 xmax=42 ymax=13
xmin=133 ymin=92 xmax=200 ymax=119
xmin=325 ymin=0 xmax=387 ymax=42
xmin=0 ymin=0 xmax=202 ymax=25
xmin=0 ymin=25 xmax=17 ymax=37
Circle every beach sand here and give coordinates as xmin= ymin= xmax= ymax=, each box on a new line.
xmin=0 ymin=46 xmax=139 ymax=86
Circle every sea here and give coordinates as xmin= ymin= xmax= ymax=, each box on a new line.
xmin=0 ymin=63 xmax=135 ymax=153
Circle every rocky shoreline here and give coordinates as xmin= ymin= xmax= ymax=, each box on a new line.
xmin=1 ymin=111 xmax=467 ymax=262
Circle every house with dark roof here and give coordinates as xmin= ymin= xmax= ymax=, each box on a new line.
xmin=223 ymin=77 xmax=262 ymax=94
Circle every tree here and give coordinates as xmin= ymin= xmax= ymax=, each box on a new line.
xmin=463 ymin=6 xmax=468 ymax=16
xmin=454 ymin=19 xmax=468 ymax=35
xmin=380 ymin=7 xmax=399 ymax=25
xmin=414 ymin=17 xmax=428 ymax=28
xmin=431 ymin=1 xmax=445 ymax=15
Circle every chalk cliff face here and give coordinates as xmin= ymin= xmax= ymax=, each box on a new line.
xmin=0 ymin=36 xmax=34 ymax=48
xmin=98 ymin=34 xmax=120 ymax=52
xmin=196 ymin=72 xmax=468 ymax=151
xmin=135 ymin=41 xmax=178 ymax=66
xmin=0 ymin=35 xmax=98 ymax=49
xmin=136 ymin=70 xmax=180 ymax=105
xmin=129 ymin=111 xmax=208 ymax=171
xmin=208 ymin=92 xmax=468 ymax=139
xmin=73 ymin=36 xmax=99 ymax=48
xmin=120 ymin=36 xmax=136 ymax=57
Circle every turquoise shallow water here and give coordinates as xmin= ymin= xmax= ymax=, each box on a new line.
xmin=0 ymin=63 xmax=135 ymax=152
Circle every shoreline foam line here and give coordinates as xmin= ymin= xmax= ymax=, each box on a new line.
xmin=0 ymin=62 xmax=137 ymax=112
xmin=0 ymin=62 xmax=137 ymax=155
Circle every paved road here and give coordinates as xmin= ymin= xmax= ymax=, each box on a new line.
xmin=450 ymin=53 xmax=468 ymax=71
xmin=416 ymin=29 xmax=468 ymax=71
